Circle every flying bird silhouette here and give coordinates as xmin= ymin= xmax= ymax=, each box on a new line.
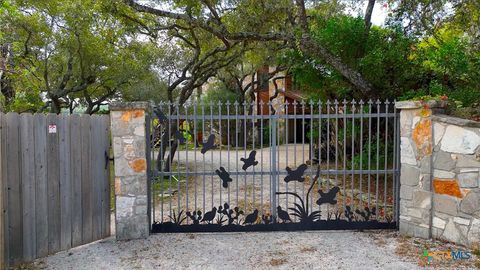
xmin=240 ymin=150 xmax=258 ymax=170
xmin=244 ymin=209 xmax=259 ymax=225
xmin=201 ymin=134 xmax=216 ymax=154
xmin=215 ymin=167 xmax=233 ymax=188
xmin=277 ymin=206 xmax=292 ymax=223
xmin=284 ymin=164 xmax=308 ymax=183
xmin=201 ymin=207 xmax=217 ymax=223
xmin=316 ymin=186 xmax=340 ymax=205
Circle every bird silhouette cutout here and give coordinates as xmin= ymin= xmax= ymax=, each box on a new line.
xmin=215 ymin=167 xmax=232 ymax=188
xmin=244 ymin=209 xmax=259 ymax=225
xmin=201 ymin=134 xmax=216 ymax=154
xmin=277 ymin=206 xmax=292 ymax=223
xmin=284 ymin=164 xmax=308 ymax=183
xmin=201 ymin=207 xmax=217 ymax=223
xmin=240 ymin=150 xmax=258 ymax=170
xmin=316 ymin=186 xmax=340 ymax=205
xmin=175 ymin=130 xmax=186 ymax=144
xmin=154 ymin=108 xmax=168 ymax=123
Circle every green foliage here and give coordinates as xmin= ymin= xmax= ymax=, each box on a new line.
xmin=0 ymin=0 xmax=165 ymax=113
xmin=199 ymin=83 xmax=242 ymax=115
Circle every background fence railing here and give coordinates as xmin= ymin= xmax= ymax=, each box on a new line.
xmin=0 ymin=112 xmax=111 ymax=268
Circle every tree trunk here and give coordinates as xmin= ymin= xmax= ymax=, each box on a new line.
xmin=299 ymin=35 xmax=374 ymax=97
xmin=0 ymin=44 xmax=15 ymax=105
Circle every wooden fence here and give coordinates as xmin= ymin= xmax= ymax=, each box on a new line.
xmin=0 ymin=113 xmax=111 ymax=268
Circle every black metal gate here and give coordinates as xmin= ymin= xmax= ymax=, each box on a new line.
xmin=146 ymin=100 xmax=400 ymax=233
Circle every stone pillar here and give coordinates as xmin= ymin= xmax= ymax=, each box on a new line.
xmin=396 ymin=100 xmax=440 ymax=239
xmin=110 ymin=102 xmax=150 ymax=240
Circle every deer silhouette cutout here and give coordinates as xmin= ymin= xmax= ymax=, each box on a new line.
xmin=316 ymin=186 xmax=340 ymax=205
xmin=284 ymin=164 xmax=308 ymax=183
xmin=240 ymin=150 xmax=258 ymax=170
xmin=215 ymin=167 xmax=232 ymax=188
xmin=201 ymin=134 xmax=216 ymax=154
xmin=175 ymin=130 xmax=186 ymax=144
xmin=154 ymin=108 xmax=168 ymax=123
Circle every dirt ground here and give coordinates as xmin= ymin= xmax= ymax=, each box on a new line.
xmin=15 ymin=230 xmax=479 ymax=270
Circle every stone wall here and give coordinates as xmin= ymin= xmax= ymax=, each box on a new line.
xmin=397 ymin=101 xmax=480 ymax=247
xmin=110 ymin=102 xmax=150 ymax=240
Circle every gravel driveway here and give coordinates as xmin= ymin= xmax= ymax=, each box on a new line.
xmin=30 ymin=231 xmax=422 ymax=270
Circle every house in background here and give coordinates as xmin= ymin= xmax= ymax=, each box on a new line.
xmin=254 ymin=66 xmax=311 ymax=144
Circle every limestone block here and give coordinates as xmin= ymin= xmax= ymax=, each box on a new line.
xmin=467 ymin=218 xmax=480 ymax=245
xmin=460 ymin=190 xmax=480 ymax=217
xmin=458 ymin=171 xmax=479 ymax=188
xmin=432 ymin=179 xmax=463 ymax=198
xmin=412 ymin=118 xmax=432 ymax=158
xmin=453 ymin=217 xmax=471 ymax=226
xmin=441 ymin=125 xmax=480 ymax=154
xmin=442 ymin=218 xmax=467 ymax=244
xmin=433 ymin=169 xmax=456 ymax=179
xmin=433 ymin=151 xmax=456 ymax=171
xmin=400 ymin=185 xmax=414 ymax=200
xmin=401 ymin=137 xmax=417 ymax=166
xmin=400 ymin=164 xmax=421 ymax=186
xmin=433 ymin=122 xmax=446 ymax=146
xmin=457 ymin=154 xmax=480 ymax=168
xmin=433 ymin=194 xmax=459 ymax=216
xmin=413 ymin=189 xmax=431 ymax=209
xmin=116 ymin=196 xmax=135 ymax=218
xmin=433 ymin=217 xmax=446 ymax=229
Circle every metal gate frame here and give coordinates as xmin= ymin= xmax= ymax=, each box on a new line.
xmin=146 ymin=100 xmax=400 ymax=233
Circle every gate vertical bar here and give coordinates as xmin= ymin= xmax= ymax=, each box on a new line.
xmin=145 ymin=113 xmax=152 ymax=229
xmin=270 ymin=116 xmax=277 ymax=221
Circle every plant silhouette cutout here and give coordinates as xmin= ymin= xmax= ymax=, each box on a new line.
xmin=201 ymin=134 xmax=216 ymax=154
xmin=355 ymin=207 xmax=376 ymax=221
xmin=215 ymin=167 xmax=232 ymax=188
xmin=186 ymin=210 xmax=203 ymax=224
xmin=175 ymin=130 xmax=186 ymax=144
xmin=316 ymin=186 xmax=340 ymax=205
xmin=244 ymin=209 xmax=259 ymax=225
xmin=201 ymin=207 xmax=217 ymax=224
xmin=154 ymin=107 xmax=168 ymax=123
xmin=262 ymin=214 xmax=273 ymax=224
xmin=218 ymin=203 xmax=243 ymax=225
xmin=344 ymin=206 xmax=355 ymax=222
xmin=277 ymin=206 xmax=292 ymax=223
xmin=240 ymin=150 xmax=258 ymax=170
xmin=277 ymin=165 xmax=323 ymax=223
xmin=168 ymin=210 xmax=187 ymax=225
xmin=284 ymin=164 xmax=308 ymax=183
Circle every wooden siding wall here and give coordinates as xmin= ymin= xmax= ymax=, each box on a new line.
xmin=0 ymin=113 xmax=111 ymax=268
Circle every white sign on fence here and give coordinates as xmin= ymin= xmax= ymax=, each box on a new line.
xmin=48 ymin=124 xmax=57 ymax=134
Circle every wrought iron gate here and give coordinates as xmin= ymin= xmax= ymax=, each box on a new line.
xmin=146 ymin=100 xmax=400 ymax=233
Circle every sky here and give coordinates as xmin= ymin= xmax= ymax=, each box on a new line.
xmin=370 ymin=2 xmax=389 ymax=26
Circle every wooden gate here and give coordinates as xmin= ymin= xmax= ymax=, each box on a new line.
xmin=0 ymin=113 xmax=111 ymax=268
